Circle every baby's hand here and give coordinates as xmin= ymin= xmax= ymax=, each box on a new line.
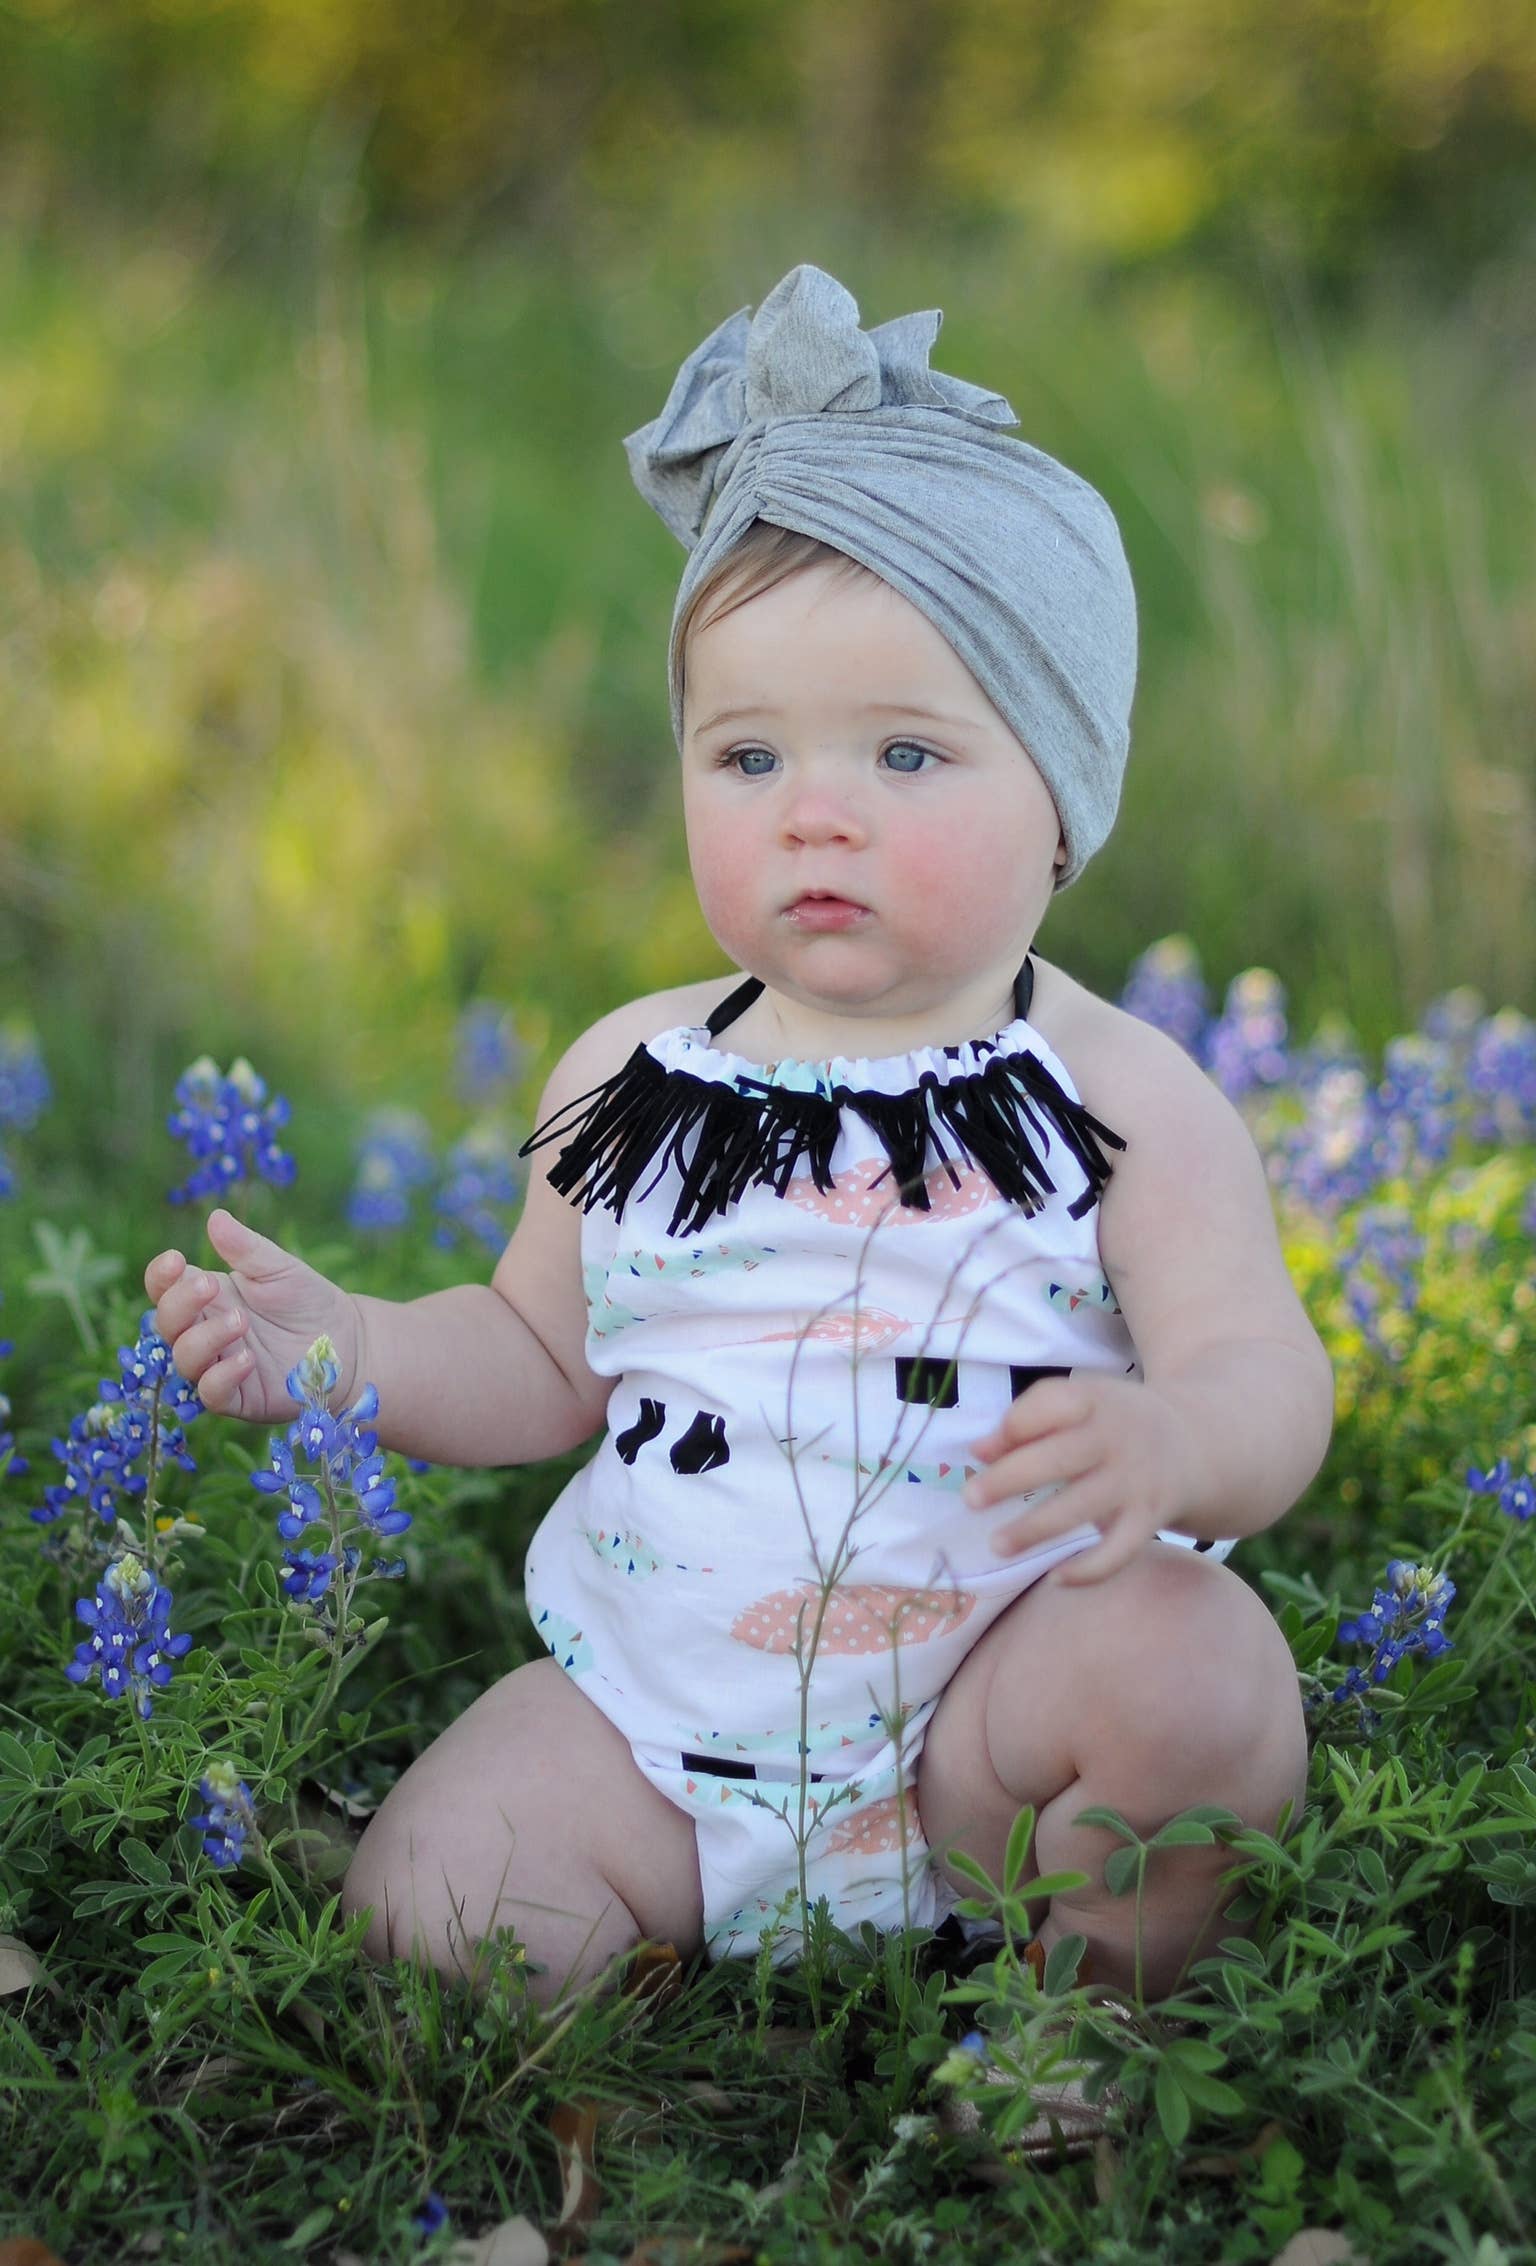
xmin=963 ymin=1373 xmax=1207 ymax=1585
xmin=143 ymin=1208 xmax=360 ymax=1423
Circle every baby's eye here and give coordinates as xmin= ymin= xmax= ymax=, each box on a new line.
xmin=881 ymin=741 xmax=938 ymax=774
xmin=725 ymin=746 xmax=778 ymax=778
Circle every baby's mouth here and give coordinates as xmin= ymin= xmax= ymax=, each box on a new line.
xmin=784 ymin=891 xmax=870 ymax=929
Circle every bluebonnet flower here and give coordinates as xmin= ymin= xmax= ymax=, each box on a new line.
xmin=187 ymin=1762 xmax=259 ymax=1871
xmin=413 ymin=2193 xmax=450 ymax=2240
xmin=1335 ymin=1202 xmax=1423 ymax=1361
xmin=63 ymin=1551 xmax=196 ymax=1720
xmin=456 ymin=1001 xmax=524 ymax=1105
xmin=0 ymin=1021 xmax=50 ymax=1133
xmin=167 ymin=1054 xmax=296 ymax=1206
xmin=1465 ymin=1008 xmax=1536 ymax=1149
xmin=1314 ymin=1557 xmax=1456 ymax=1727
xmin=32 ymin=1315 xmax=202 ymax=1533
xmin=433 ymin=1127 xmax=521 ymax=1253
xmin=0 ymin=1022 xmax=49 ymax=1200
xmin=1205 ymin=969 xmax=1290 ymax=1105
xmin=0 ymin=1393 xmax=26 ymax=1482
xmin=1373 ymin=1035 xmax=1461 ymax=1178
xmin=0 ymin=1305 xmax=25 ymax=1479
xmin=251 ymin=1336 xmax=412 ymax=1634
xmin=1467 ymin=1459 xmax=1536 ymax=1521
xmin=1274 ymin=1064 xmax=1385 ymax=1216
xmin=1119 ymin=937 xmax=1210 ymax=1062
xmin=347 ymin=1109 xmax=436 ymax=1234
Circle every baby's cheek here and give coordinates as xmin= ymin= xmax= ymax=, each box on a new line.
xmin=689 ymin=827 xmax=760 ymax=952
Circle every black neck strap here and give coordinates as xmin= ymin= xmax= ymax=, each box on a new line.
xmin=704 ymin=954 xmax=1036 ymax=1044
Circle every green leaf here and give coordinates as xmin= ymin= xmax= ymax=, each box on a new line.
xmin=0 ymin=1732 xmax=36 ymax=1779
xmin=1002 ymin=1803 xmax=1036 ymax=1895
xmin=1149 ymin=1818 xmax=1216 ymax=1850
xmin=1104 ymin=1844 xmax=1144 ymax=1898
xmin=1042 ymin=1932 xmax=1087 ymax=1995
xmin=1155 ymin=2060 xmax=1191 ymax=2145
xmin=1356 ymin=1847 xmax=1389 ymax=1897
xmin=1073 ymin=1805 xmax=1141 ymax=1843
xmin=942 ymin=1848 xmax=1001 ymax=1895
xmin=1176 ymin=2069 xmax=1247 ymax=2116
xmin=119 ymin=1837 xmax=173 ymax=1887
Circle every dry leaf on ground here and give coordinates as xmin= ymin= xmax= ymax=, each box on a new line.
xmin=549 ymin=2099 xmax=602 ymax=2232
xmin=1270 ymin=2231 xmax=1364 ymax=2266
xmin=0 ymin=1937 xmax=61 ymax=2001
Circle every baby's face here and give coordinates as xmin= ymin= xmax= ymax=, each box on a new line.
xmin=680 ymin=558 xmax=1066 ymax=1035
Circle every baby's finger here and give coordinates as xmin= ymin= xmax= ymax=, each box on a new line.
xmin=144 ymin=1248 xmax=187 ymax=1302
xmin=167 ymin=1306 xmax=248 ymax=1387
xmin=194 ymin=1343 xmax=255 ymax=1416
xmin=989 ymin=1482 xmax=1104 ymax=1560
xmin=155 ymin=1266 xmax=230 ymax=1345
xmin=964 ymin=1430 xmax=1096 ymax=1511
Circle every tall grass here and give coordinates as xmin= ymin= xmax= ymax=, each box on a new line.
xmin=1 ymin=204 xmax=1531 ymax=1167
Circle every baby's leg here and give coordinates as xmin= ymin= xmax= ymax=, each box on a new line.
xmin=916 ymin=1542 xmax=1306 ymax=2000
xmin=339 ymin=1659 xmax=704 ymax=2007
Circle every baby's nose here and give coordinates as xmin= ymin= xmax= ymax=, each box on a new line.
xmin=782 ymin=782 xmax=868 ymax=847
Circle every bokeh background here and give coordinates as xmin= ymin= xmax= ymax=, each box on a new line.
xmin=4 ymin=0 xmax=1534 ymax=1195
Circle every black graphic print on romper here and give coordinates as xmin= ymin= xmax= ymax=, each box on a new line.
xmin=615 ymin=1397 xmax=667 ymax=1465
xmin=1009 ymin=1365 xmax=1073 ymax=1399
xmin=892 ymin=1357 xmax=961 ymax=1408
xmin=670 ymin=1410 xmax=730 ymax=1473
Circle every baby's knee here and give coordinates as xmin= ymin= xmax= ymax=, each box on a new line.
xmin=1102 ymin=1554 xmax=1307 ymax=1808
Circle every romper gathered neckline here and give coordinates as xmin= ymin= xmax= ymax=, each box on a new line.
xmin=520 ymin=953 xmax=1129 ymax=1241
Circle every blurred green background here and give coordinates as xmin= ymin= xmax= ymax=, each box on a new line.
xmin=3 ymin=0 xmax=1534 ymax=1193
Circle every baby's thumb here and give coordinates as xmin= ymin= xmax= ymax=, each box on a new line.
xmin=205 ymin=1207 xmax=291 ymax=1278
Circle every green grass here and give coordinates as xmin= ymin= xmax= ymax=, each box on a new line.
xmin=1 ymin=1000 xmax=1534 ymax=2262
xmin=2 ymin=202 xmax=1535 ymax=2262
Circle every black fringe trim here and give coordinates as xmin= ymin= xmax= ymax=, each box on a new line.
xmin=519 ymin=1042 xmax=1127 ymax=1241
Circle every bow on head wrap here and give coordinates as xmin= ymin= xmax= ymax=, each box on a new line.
xmin=624 ymin=263 xmax=1138 ymax=887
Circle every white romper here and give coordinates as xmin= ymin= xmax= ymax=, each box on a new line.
xmin=521 ymin=960 xmax=1233 ymax=1960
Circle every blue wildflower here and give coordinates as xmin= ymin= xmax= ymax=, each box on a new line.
xmin=456 ymin=1000 xmax=524 ymax=1104
xmin=347 ymin=1109 xmax=436 ymax=1234
xmin=1319 ymin=1555 xmax=1456 ymax=1720
xmin=1276 ymin=1065 xmax=1385 ymax=1216
xmin=1467 ymin=1459 xmax=1512 ymax=1495
xmin=251 ymin=1336 xmax=412 ymax=1637
xmin=167 ymin=1054 xmax=296 ymax=1206
xmin=0 ymin=1022 xmax=50 ymax=1133
xmin=0 ymin=1392 xmax=25 ymax=1481
xmin=1501 ymin=1474 xmax=1536 ymax=1522
xmin=32 ymin=1315 xmax=202 ymax=1533
xmin=1205 ymin=969 xmax=1290 ymax=1104
xmin=186 ymin=1762 xmax=259 ymax=1871
xmin=1336 ymin=1202 xmax=1423 ymax=1360
xmin=433 ymin=1126 xmax=521 ymax=1253
xmin=1373 ymin=1035 xmax=1461 ymax=1177
xmin=1465 ymin=1008 xmax=1536 ymax=1148
xmin=413 ymin=2193 xmax=450 ymax=2239
xmin=1119 ymin=937 xmax=1210 ymax=1062
xmin=63 ymin=1552 xmax=195 ymax=1720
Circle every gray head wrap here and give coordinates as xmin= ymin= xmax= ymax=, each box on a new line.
xmin=624 ymin=263 xmax=1138 ymax=887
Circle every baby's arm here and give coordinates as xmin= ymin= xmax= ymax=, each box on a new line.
xmin=965 ymin=1010 xmax=1335 ymax=1582
xmin=145 ymin=1008 xmax=654 ymax=1468
xmin=346 ymin=1020 xmax=620 ymax=1464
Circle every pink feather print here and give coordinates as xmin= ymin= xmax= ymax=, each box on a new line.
xmin=783 ymin=1161 xmax=1000 ymax=1229
xmin=824 ymin=1792 xmax=923 ymax=1857
xmin=731 ymin=1580 xmax=977 ymax=1655
xmin=757 ymin=1306 xmax=913 ymax=1352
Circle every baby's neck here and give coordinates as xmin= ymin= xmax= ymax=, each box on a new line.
xmin=712 ymin=973 xmax=1029 ymax=1067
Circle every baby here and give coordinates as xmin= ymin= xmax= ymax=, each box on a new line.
xmin=146 ymin=265 xmax=1332 ymax=2008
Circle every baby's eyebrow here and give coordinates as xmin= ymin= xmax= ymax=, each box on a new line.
xmin=694 ymin=699 xmax=976 ymax=733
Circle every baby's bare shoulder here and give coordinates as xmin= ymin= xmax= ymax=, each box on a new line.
xmin=540 ymin=974 xmax=746 ymax=1106
xmin=1037 ymin=967 xmax=1219 ymax=1138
